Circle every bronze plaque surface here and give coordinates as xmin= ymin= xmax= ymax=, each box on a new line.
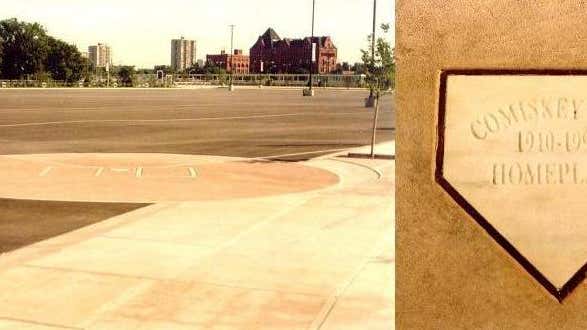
xmin=438 ymin=71 xmax=587 ymax=300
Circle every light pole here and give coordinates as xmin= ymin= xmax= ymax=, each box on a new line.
xmin=106 ymin=62 xmax=110 ymax=88
xmin=369 ymin=0 xmax=379 ymax=158
xmin=229 ymin=24 xmax=235 ymax=91
xmin=303 ymin=0 xmax=316 ymax=97
xmin=367 ymin=0 xmax=377 ymax=106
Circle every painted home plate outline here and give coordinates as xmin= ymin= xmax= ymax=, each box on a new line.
xmin=436 ymin=70 xmax=587 ymax=302
xmin=37 ymin=165 xmax=198 ymax=178
xmin=0 ymin=153 xmax=339 ymax=203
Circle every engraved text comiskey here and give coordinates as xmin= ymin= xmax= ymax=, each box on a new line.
xmin=461 ymin=97 xmax=587 ymax=185
xmin=470 ymin=98 xmax=583 ymax=140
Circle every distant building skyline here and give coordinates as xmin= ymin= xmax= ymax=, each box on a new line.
xmin=2 ymin=0 xmax=394 ymax=68
xmin=207 ymin=49 xmax=250 ymax=74
xmin=170 ymin=37 xmax=197 ymax=71
xmin=88 ymin=43 xmax=111 ymax=68
xmin=250 ymin=28 xmax=337 ymax=74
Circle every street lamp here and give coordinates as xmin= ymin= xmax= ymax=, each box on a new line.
xmin=303 ymin=0 xmax=316 ymax=97
xmin=369 ymin=0 xmax=379 ymax=158
xmin=229 ymin=24 xmax=235 ymax=92
xmin=366 ymin=0 xmax=377 ymax=107
xmin=106 ymin=62 xmax=110 ymax=88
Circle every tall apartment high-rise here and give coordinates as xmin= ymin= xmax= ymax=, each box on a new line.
xmin=88 ymin=43 xmax=112 ymax=68
xmin=171 ymin=37 xmax=197 ymax=72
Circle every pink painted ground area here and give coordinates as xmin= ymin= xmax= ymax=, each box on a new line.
xmin=0 ymin=153 xmax=339 ymax=203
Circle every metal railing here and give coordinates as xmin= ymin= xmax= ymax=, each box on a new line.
xmin=0 ymin=80 xmax=72 ymax=88
xmin=172 ymin=74 xmax=367 ymax=88
xmin=0 ymin=74 xmax=368 ymax=89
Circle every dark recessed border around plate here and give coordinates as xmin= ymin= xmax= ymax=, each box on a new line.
xmin=435 ymin=69 xmax=587 ymax=302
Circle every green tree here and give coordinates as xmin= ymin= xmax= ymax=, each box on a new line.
xmin=195 ymin=63 xmax=227 ymax=84
xmin=136 ymin=68 xmax=154 ymax=74
xmin=0 ymin=18 xmax=49 ymax=79
xmin=154 ymin=65 xmax=174 ymax=74
xmin=46 ymin=37 xmax=88 ymax=83
xmin=0 ymin=18 xmax=89 ymax=83
xmin=361 ymin=23 xmax=395 ymax=157
xmin=333 ymin=62 xmax=351 ymax=75
xmin=117 ymin=66 xmax=135 ymax=87
xmin=203 ymin=63 xmax=225 ymax=75
xmin=361 ymin=23 xmax=394 ymax=97
xmin=0 ymin=35 xmax=3 ymax=77
xmin=351 ymin=62 xmax=366 ymax=74
xmin=81 ymin=59 xmax=95 ymax=85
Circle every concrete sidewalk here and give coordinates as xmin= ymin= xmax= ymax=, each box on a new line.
xmin=0 ymin=148 xmax=394 ymax=329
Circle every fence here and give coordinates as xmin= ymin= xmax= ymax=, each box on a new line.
xmin=0 ymin=74 xmax=368 ymax=89
xmin=172 ymin=74 xmax=367 ymax=88
xmin=0 ymin=80 xmax=72 ymax=88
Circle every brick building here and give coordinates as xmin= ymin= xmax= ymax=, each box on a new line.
xmin=249 ymin=28 xmax=337 ymax=74
xmin=206 ymin=50 xmax=250 ymax=74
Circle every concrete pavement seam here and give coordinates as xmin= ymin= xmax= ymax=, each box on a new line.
xmin=328 ymin=158 xmax=383 ymax=179
xmin=308 ymin=232 xmax=392 ymax=330
xmin=78 ymin=280 xmax=155 ymax=329
xmin=20 ymin=264 xmax=327 ymax=299
xmin=0 ymin=316 xmax=82 ymax=329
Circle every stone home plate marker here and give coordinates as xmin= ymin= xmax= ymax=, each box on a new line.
xmin=437 ymin=71 xmax=587 ymax=301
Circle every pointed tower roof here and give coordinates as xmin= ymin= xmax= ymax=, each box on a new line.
xmin=261 ymin=28 xmax=281 ymax=43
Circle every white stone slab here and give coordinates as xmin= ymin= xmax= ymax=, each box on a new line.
xmin=441 ymin=74 xmax=587 ymax=294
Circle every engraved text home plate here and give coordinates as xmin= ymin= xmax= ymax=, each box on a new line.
xmin=437 ymin=72 xmax=587 ymax=300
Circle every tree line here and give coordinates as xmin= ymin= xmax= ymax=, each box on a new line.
xmin=0 ymin=17 xmax=393 ymax=88
xmin=0 ymin=18 xmax=92 ymax=83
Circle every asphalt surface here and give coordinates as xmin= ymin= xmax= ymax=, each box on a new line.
xmin=0 ymin=198 xmax=144 ymax=253
xmin=0 ymin=88 xmax=394 ymax=159
xmin=0 ymin=88 xmax=395 ymax=253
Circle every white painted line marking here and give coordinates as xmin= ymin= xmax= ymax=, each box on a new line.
xmin=188 ymin=167 xmax=197 ymax=178
xmin=39 ymin=166 xmax=53 ymax=177
xmin=254 ymin=148 xmax=349 ymax=160
xmin=135 ymin=167 xmax=143 ymax=178
xmin=94 ymin=167 xmax=104 ymax=177
xmin=0 ymin=112 xmax=360 ymax=128
xmin=111 ymin=168 xmax=130 ymax=173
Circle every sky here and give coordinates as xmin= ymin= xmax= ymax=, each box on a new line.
xmin=1 ymin=0 xmax=394 ymax=68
